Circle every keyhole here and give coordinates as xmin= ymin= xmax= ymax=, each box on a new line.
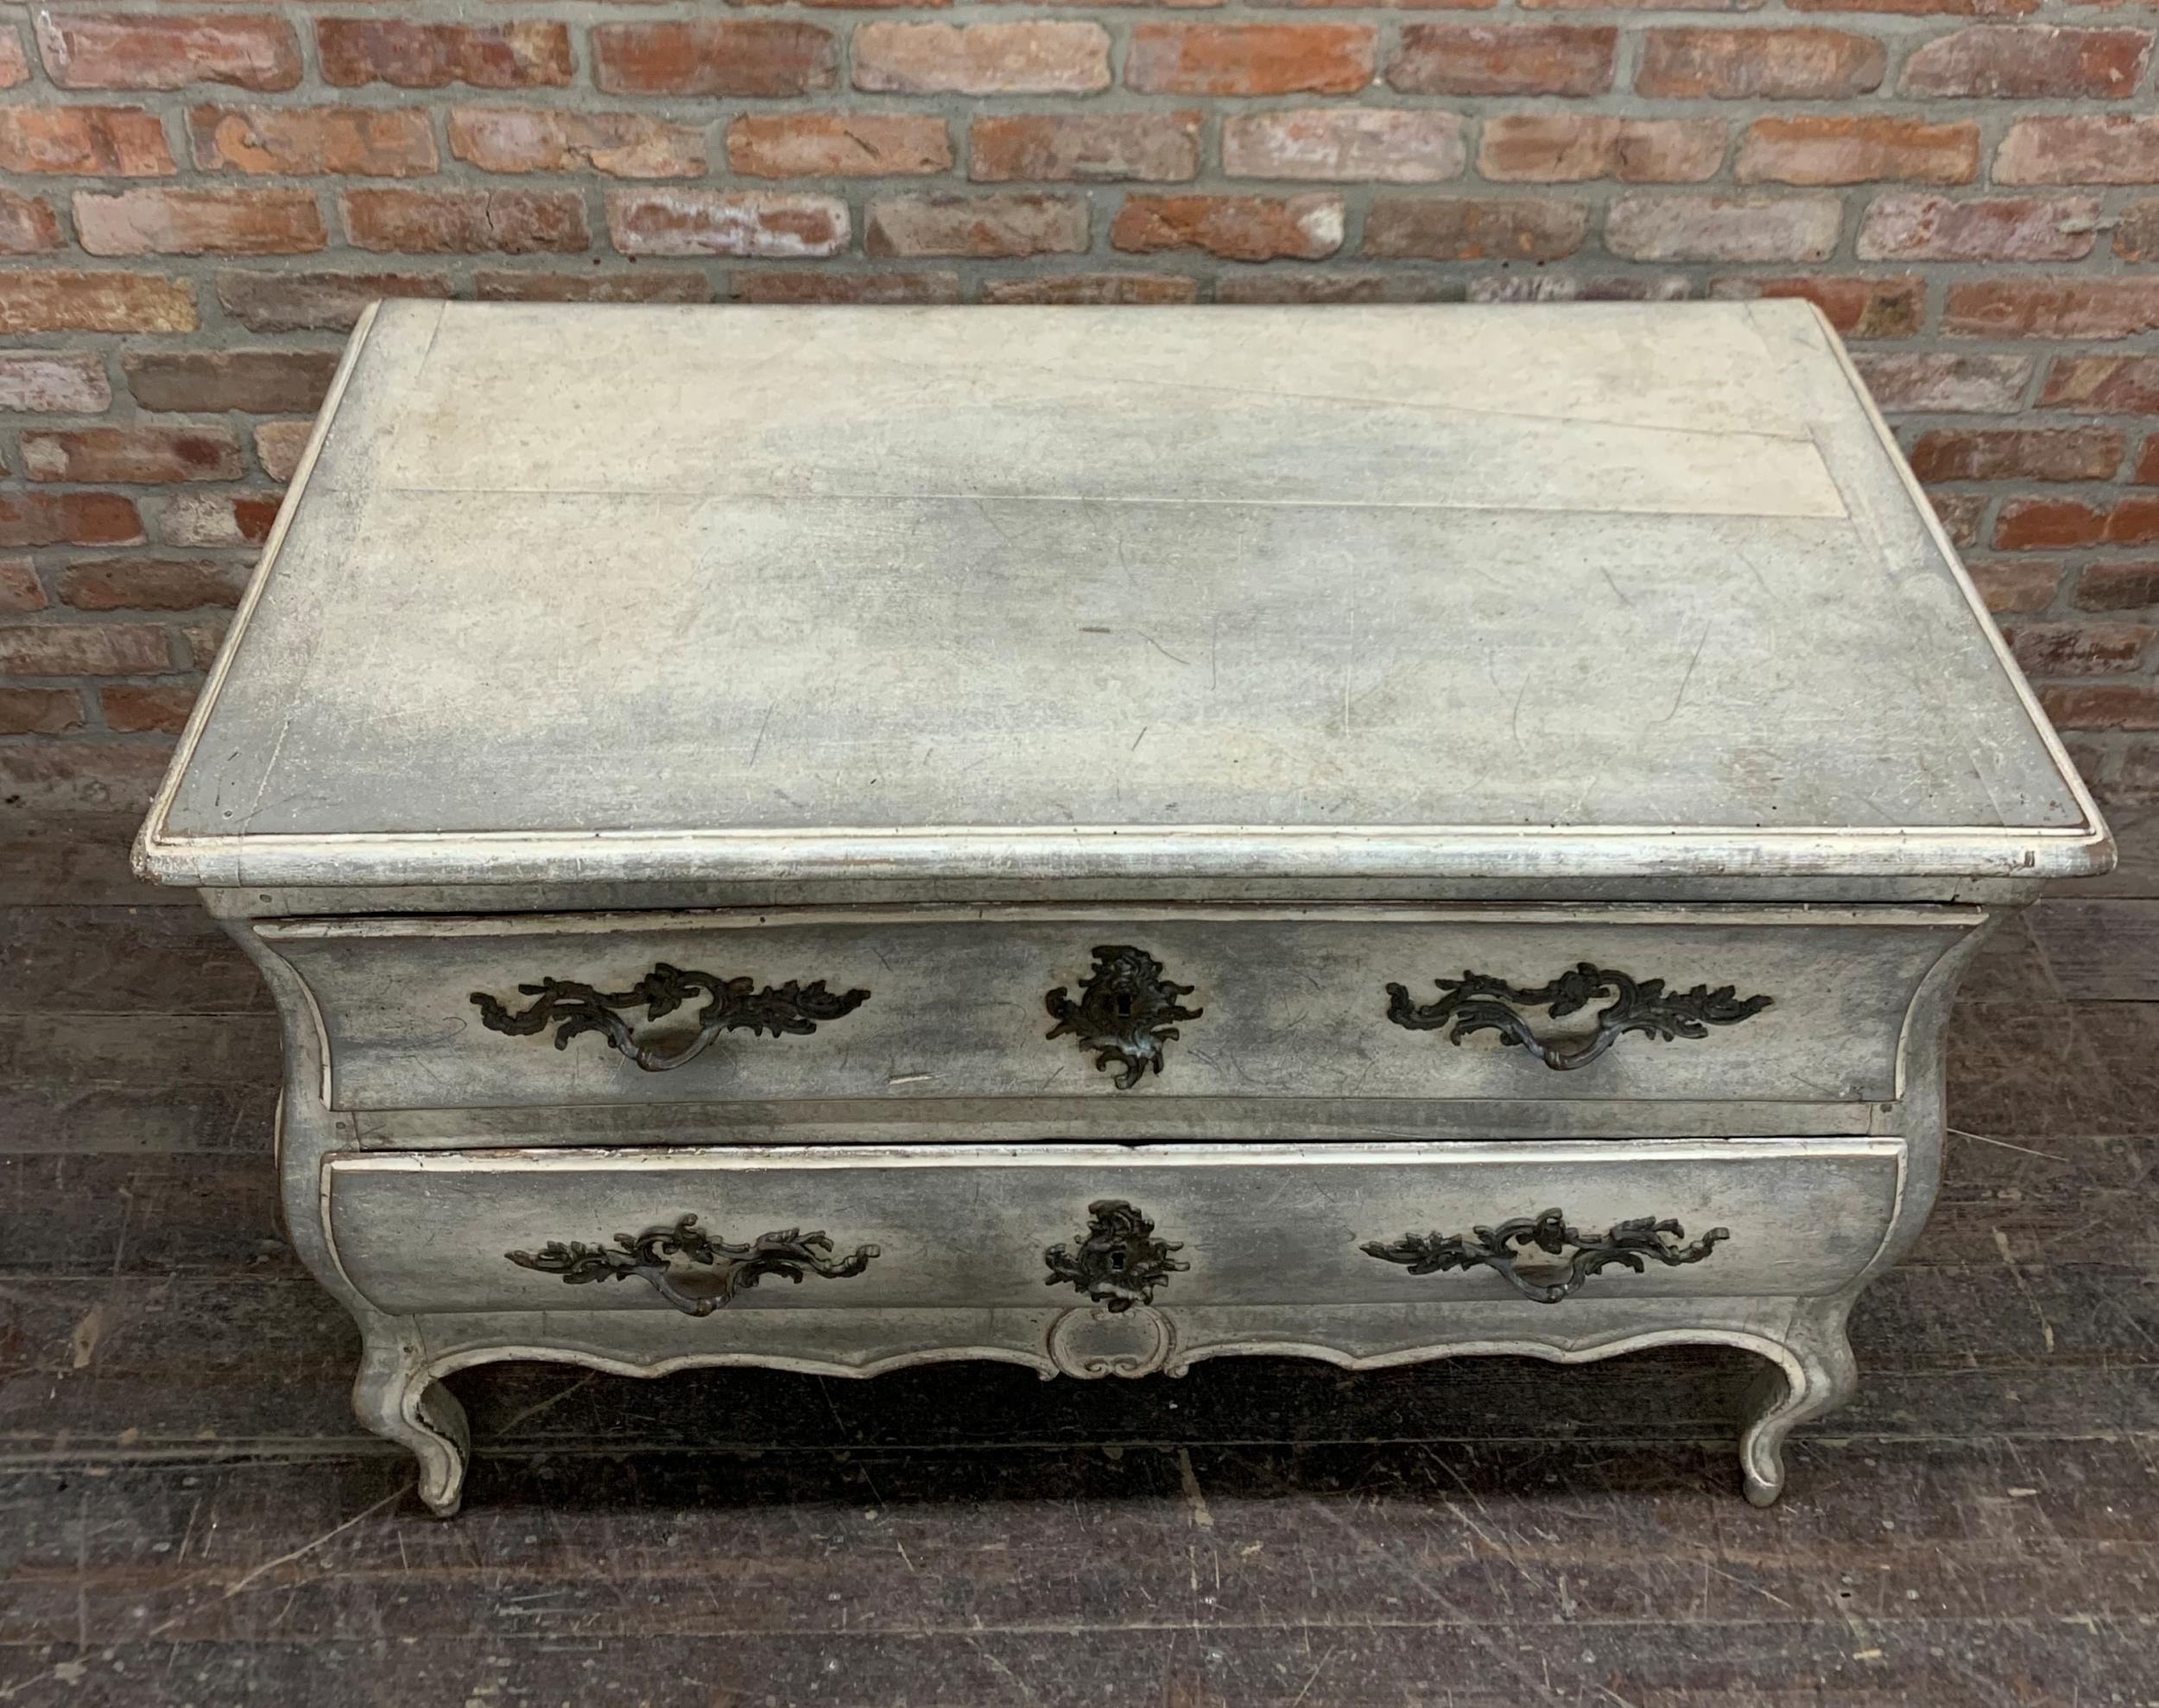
xmin=1113 ymin=994 xmax=1135 ymax=1018
xmin=1106 ymin=1249 xmax=1126 ymax=1271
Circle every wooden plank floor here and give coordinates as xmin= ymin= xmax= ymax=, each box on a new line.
xmin=3 ymin=813 xmax=2156 ymax=1707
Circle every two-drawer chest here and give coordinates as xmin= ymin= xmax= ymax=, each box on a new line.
xmin=136 ymin=301 xmax=2112 ymax=1515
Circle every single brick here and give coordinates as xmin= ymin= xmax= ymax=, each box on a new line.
xmin=100 ymin=683 xmax=198 ymax=735
xmin=1219 ymin=274 xmax=1422 ymax=305
xmin=0 ymin=193 xmax=63 ymax=255
xmin=123 ymin=349 xmax=340 ymax=413
xmin=1966 ymin=560 xmax=2062 ymax=616
xmin=216 ymin=269 xmax=452 ymax=333
xmin=180 ymin=620 xmax=227 ymax=667
xmin=1127 ymin=22 xmax=1373 ymax=94
xmin=1111 ymin=193 xmax=1344 ymax=261
xmin=972 ymin=113 xmax=1199 ymax=183
xmin=856 ymin=22 xmax=1110 ymax=94
xmin=2112 ymin=199 xmax=2159 ymax=262
xmin=980 ymin=275 xmax=1200 ymax=305
xmin=608 ymin=189 xmax=850 ymax=258
xmin=0 ymin=689 xmax=85 ymax=737
xmin=1471 ymin=274 xmax=1694 ymax=304
xmin=1364 ymin=196 xmax=1587 ymax=261
xmin=0 ymin=495 xmax=144 ymax=550
xmin=472 ymin=270 xmax=711 ymax=304
xmin=35 ymin=14 xmax=301 ymax=92
xmin=1478 ymin=115 xmax=1723 ymax=182
xmin=1736 ymin=117 xmax=1978 ymax=187
xmin=733 ymin=272 xmax=964 ymax=304
xmin=868 ymin=192 xmax=1090 ymax=257
xmin=1923 ymin=493 xmax=1977 ymax=547
xmin=2040 ymin=357 xmax=2159 ymax=414
xmin=450 ymin=109 xmax=706 ymax=180
xmin=731 ymin=113 xmax=951 ymax=179
xmin=0 ymin=105 xmax=175 ymax=175
xmin=190 ymin=104 xmax=439 ymax=177
xmin=74 ymin=187 xmax=326 ymax=256
xmin=1225 ymin=110 xmax=1466 ymax=183
xmin=2075 ymin=562 xmax=2159 ymax=610
xmin=57 ymin=557 xmax=250 ymax=610
xmin=0 ymin=272 xmax=195 ymax=334
xmin=2110 ymin=497 xmax=2159 ymax=546
xmin=0 ymin=560 xmax=47 ymax=614
xmin=0 ymin=621 xmax=167 ymax=673
xmin=1605 ymin=194 xmax=1841 ymax=263
xmin=1852 ymin=351 xmax=2032 ymax=414
xmin=1899 ymin=24 xmax=2152 ymax=98
xmin=2041 ymin=685 xmax=2159 ymax=730
xmin=1946 ymin=278 xmax=2159 ymax=339
xmin=0 ymin=352 xmax=113 ymax=414
xmin=2139 ymin=439 xmax=2159 ymax=485
xmin=0 ymin=743 xmax=179 ymax=813
xmin=1388 ymin=25 xmax=1614 ymax=95
xmin=1857 ymin=193 xmax=2099 ymax=262
xmin=1996 ymin=117 xmax=2159 ymax=186
xmin=343 ymin=187 xmax=590 ymax=255
xmin=593 ymin=21 xmax=837 ymax=97
xmin=1995 ymin=497 xmax=2106 ymax=549
xmin=1635 ymin=28 xmax=1884 ymax=98
xmin=253 ymin=421 xmax=313 ymax=483
xmin=1787 ymin=0 xmax=2042 ymax=13
xmin=161 ymin=492 xmax=280 ymax=548
xmin=1709 ymin=274 xmax=1922 ymax=338
xmin=0 ymin=30 xmax=28 ymax=87
xmin=1908 ymin=427 xmax=2124 ymax=483
xmin=2006 ymin=623 xmax=2154 ymax=676
xmin=22 ymin=426 xmax=244 ymax=484
xmin=318 ymin=19 xmax=573 ymax=90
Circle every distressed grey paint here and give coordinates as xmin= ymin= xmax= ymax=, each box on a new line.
xmin=138 ymin=299 xmax=2105 ymax=892
xmin=134 ymin=303 xmax=2114 ymax=1515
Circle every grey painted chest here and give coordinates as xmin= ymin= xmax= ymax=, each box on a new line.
xmin=137 ymin=300 xmax=2113 ymax=1515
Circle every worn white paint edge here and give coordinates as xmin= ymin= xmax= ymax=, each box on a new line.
xmin=255 ymin=900 xmax=1988 ymax=942
xmin=133 ymin=299 xmax=388 ymax=886
xmin=322 ymin=1136 xmax=1908 ymax=1180
xmin=138 ymin=821 xmax=2112 ymax=889
xmin=1800 ymin=300 xmax=2114 ymax=872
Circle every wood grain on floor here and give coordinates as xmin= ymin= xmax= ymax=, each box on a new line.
xmin=2 ymin=815 xmax=2156 ymax=1708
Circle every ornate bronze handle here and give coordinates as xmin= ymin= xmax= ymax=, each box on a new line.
xmin=1362 ymin=1207 xmax=1727 ymax=1305
xmin=507 ymin=1214 xmax=879 ymax=1317
xmin=1384 ymin=963 xmax=1770 ymax=1071
xmin=1044 ymin=1199 xmax=1187 ymax=1312
xmin=472 ymin=962 xmax=869 ymax=1072
xmin=1045 ymin=945 xmax=1201 ymax=1090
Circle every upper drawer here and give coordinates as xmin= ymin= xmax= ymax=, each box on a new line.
xmin=259 ymin=904 xmax=1981 ymax=1113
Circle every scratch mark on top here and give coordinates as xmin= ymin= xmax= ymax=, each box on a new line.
xmin=1142 ymin=632 xmax=1192 ymax=667
xmin=1655 ymin=626 xmax=1712 ymax=727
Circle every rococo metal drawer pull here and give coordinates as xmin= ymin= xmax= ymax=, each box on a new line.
xmin=1362 ymin=1207 xmax=1729 ymax=1305
xmin=472 ymin=962 xmax=870 ymax=1072
xmin=506 ymin=1214 xmax=880 ymax=1318
xmin=1045 ymin=945 xmax=1202 ymax=1090
xmin=1044 ymin=1199 xmax=1188 ymax=1312
xmin=1383 ymin=963 xmax=1771 ymax=1071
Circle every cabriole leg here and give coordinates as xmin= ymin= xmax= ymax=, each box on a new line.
xmin=1739 ymin=1300 xmax=1858 ymax=1508
xmin=354 ymin=1328 xmax=471 ymax=1518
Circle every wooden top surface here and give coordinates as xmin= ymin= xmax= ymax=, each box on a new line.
xmin=140 ymin=300 xmax=2107 ymax=889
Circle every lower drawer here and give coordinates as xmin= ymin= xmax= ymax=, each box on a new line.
xmin=322 ymin=1138 xmax=1903 ymax=1317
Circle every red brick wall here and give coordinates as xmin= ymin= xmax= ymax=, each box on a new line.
xmin=3 ymin=3 xmax=2156 ymax=813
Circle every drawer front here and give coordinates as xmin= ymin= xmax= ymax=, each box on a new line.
xmin=322 ymin=1138 xmax=1904 ymax=1317
xmin=263 ymin=906 xmax=1979 ymax=1113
